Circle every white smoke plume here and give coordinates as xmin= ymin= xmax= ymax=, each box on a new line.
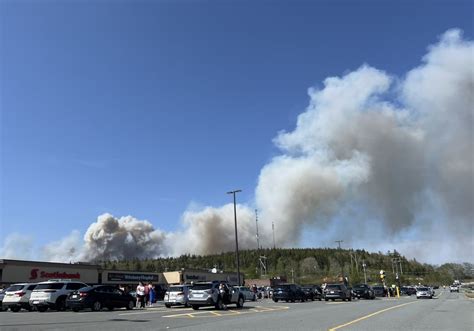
xmin=2 ymin=29 xmax=472 ymax=264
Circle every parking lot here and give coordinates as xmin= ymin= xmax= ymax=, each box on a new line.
xmin=1 ymin=289 xmax=472 ymax=331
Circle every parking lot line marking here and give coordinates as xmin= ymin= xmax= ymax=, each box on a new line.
xmin=326 ymin=302 xmax=346 ymax=305
xmin=163 ymin=306 xmax=290 ymax=318
xmin=118 ymin=311 xmax=163 ymax=316
xmin=164 ymin=311 xmax=215 ymax=318
xmin=227 ymin=309 xmax=241 ymax=315
xmin=328 ymin=301 xmax=417 ymax=331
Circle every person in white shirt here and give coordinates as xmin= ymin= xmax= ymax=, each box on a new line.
xmin=136 ymin=282 xmax=146 ymax=308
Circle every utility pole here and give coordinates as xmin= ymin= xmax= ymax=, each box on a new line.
xmin=335 ymin=240 xmax=344 ymax=281
xmin=255 ymin=209 xmax=260 ymax=250
xmin=272 ymin=221 xmax=276 ymax=249
xmin=362 ymin=260 xmax=367 ymax=284
xmin=291 ymin=268 xmax=295 ymax=283
xmin=227 ymin=189 xmax=242 ymax=286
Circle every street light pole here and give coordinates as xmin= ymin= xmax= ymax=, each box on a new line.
xmin=362 ymin=261 xmax=367 ymax=284
xmin=227 ymin=189 xmax=242 ymax=286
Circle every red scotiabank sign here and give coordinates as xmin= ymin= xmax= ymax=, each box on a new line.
xmin=29 ymin=268 xmax=80 ymax=280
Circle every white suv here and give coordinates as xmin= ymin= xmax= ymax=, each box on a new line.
xmin=30 ymin=279 xmax=88 ymax=312
xmin=2 ymin=283 xmax=38 ymax=312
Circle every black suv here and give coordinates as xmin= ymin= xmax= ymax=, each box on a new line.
xmin=301 ymin=285 xmax=322 ymax=301
xmin=324 ymin=284 xmax=352 ymax=301
xmin=66 ymin=285 xmax=135 ymax=312
xmin=272 ymin=284 xmax=306 ymax=303
xmin=352 ymin=284 xmax=375 ymax=299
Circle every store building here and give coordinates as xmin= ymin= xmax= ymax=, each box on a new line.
xmin=0 ymin=259 xmax=100 ymax=285
xmin=0 ymin=259 xmax=244 ymax=287
xmin=163 ymin=269 xmax=244 ymax=285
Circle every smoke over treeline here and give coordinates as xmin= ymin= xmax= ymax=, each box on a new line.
xmin=2 ymin=29 xmax=473 ymax=265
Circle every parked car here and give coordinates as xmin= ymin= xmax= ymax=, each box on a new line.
xmin=372 ymin=285 xmax=387 ymax=297
xmin=301 ymin=285 xmax=322 ymax=301
xmin=324 ymin=284 xmax=352 ymax=301
xmin=2 ymin=283 xmax=38 ymax=312
xmin=416 ymin=287 xmax=433 ymax=299
xmin=164 ymin=285 xmax=192 ymax=308
xmin=0 ymin=288 xmax=8 ymax=311
xmin=352 ymin=284 xmax=375 ymax=299
xmin=234 ymin=286 xmax=256 ymax=302
xmin=66 ymin=285 xmax=135 ymax=311
xmin=400 ymin=286 xmax=417 ymax=296
xmin=272 ymin=284 xmax=306 ymax=303
xmin=188 ymin=281 xmax=244 ymax=310
xmin=450 ymin=285 xmax=459 ymax=293
xmin=30 ymin=279 xmax=88 ymax=312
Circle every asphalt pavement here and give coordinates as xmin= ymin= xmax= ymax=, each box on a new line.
xmin=0 ymin=289 xmax=472 ymax=330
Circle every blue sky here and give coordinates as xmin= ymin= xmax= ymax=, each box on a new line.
xmin=1 ymin=0 xmax=473 ymax=255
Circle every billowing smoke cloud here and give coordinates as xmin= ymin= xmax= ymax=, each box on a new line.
xmin=169 ymin=204 xmax=256 ymax=256
xmin=256 ymin=28 xmax=473 ymax=262
xmin=2 ymin=29 xmax=472 ymax=264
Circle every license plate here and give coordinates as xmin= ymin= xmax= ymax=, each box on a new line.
xmin=71 ymin=294 xmax=78 ymax=299
xmin=33 ymin=300 xmax=39 ymax=304
xmin=330 ymin=291 xmax=334 ymax=294
xmin=195 ymin=294 xmax=203 ymax=297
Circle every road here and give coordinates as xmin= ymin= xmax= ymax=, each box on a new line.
xmin=0 ymin=289 xmax=472 ymax=330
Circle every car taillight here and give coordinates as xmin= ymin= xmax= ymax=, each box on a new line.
xmin=15 ymin=292 xmax=26 ymax=297
xmin=79 ymin=292 xmax=88 ymax=297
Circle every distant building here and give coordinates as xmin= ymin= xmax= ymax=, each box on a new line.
xmin=0 ymin=259 xmax=244 ymax=287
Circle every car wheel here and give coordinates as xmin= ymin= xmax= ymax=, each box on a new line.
xmin=107 ymin=306 xmax=114 ymax=311
xmin=10 ymin=306 xmax=21 ymax=312
xmin=192 ymin=305 xmax=199 ymax=310
xmin=165 ymin=303 xmax=171 ymax=308
xmin=72 ymin=308 xmax=80 ymax=312
xmin=56 ymin=297 xmax=67 ymax=311
xmin=37 ymin=306 xmax=47 ymax=312
xmin=126 ymin=300 xmax=134 ymax=310
xmin=325 ymin=298 xmax=328 ymax=301
xmin=236 ymin=296 xmax=244 ymax=308
xmin=27 ymin=305 xmax=33 ymax=312
xmin=348 ymin=296 xmax=352 ymax=302
xmin=92 ymin=301 xmax=102 ymax=312
xmin=273 ymin=299 xmax=279 ymax=302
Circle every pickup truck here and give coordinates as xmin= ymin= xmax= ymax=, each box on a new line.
xmin=188 ymin=281 xmax=245 ymax=310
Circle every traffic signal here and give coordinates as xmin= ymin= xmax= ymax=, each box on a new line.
xmin=380 ymin=270 xmax=385 ymax=280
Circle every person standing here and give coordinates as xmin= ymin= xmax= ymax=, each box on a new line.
xmin=136 ymin=282 xmax=146 ymax=309
xmin=148 ymin=283 xmax=155 ymax=306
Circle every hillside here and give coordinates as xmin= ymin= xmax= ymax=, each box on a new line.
xmin=100 ymin=248 xmax=473 ymax=286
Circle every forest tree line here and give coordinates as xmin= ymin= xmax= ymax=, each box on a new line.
xmin=99 ymin=248 xmax=473 ymax=286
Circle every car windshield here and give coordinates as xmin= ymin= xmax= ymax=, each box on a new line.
xmin=326 ymin=285 xmax=341 ymax=290
xmin=35 ymin=283 xmax=64 ymax=290
xmin=7 ymin=285 xmax=26 ymax=291
xmin=169 ymin=286 xmax=184 ymax=292
xmin=373 ymin=286 xmax=383 ymax=290
xmin=354 ymin=284 xmax=366 ymax=289
xmin=275 ymin=285 xmax=290 ymax=291
xmin=418 ymin=287 xmax=429 ymax=291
